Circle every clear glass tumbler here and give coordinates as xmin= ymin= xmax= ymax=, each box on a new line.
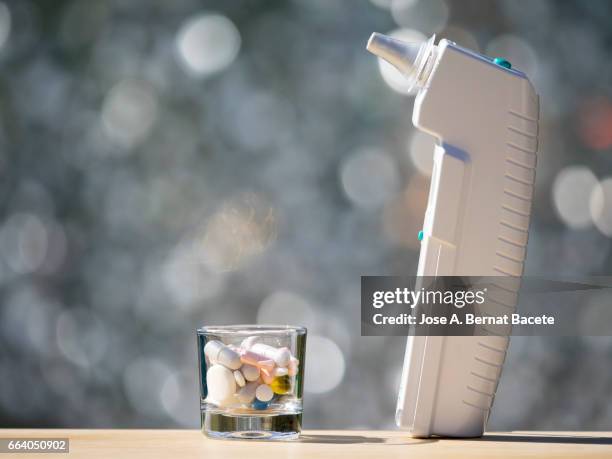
xmin=197 ymin=325 xmax=306 ymax=440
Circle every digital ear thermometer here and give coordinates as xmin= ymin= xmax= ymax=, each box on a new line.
xmin=367 ymin=33 xmax=539 ymax=437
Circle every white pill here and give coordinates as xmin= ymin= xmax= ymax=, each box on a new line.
xmin=204 ymin=340 xmax=223 ymax=361
xmin=207 ymin=364 xmax=236 ymax=405
xmin=251 ymin=343 xmax=292 ymax=367
xmin=219 ymin=347 xmax=242 ymax=369
xmin=276 ymin=347 xmax=292 ymax=367
xmin=288 ymin=357 xmax=299 ymax=376
xmin=237 ymin=381 xmax=259 ymax=404
xmin=241 ymin=364 xmax=260 ymax=382
xmin=234 ymin=370 xmax=246 ymax=387
xmin=255 ymin=384 xmax=274 ymax=402
xmin=204 ymin=340 xmax=242 ymax=370
xmin=240 ymin=335 xmax=260 ymax=350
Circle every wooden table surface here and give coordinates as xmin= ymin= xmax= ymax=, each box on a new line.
xmin=2 ymin=430 xmax=612 ymax=458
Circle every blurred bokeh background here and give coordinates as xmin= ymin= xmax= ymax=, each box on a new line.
xmin=1 ymin=0 xmax=612 ymax=430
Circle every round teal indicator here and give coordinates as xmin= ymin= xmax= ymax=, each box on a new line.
xmin=493 ymin=57 xmax=512 ymax=69
xmin=418 ymin=230 xmax=424 ymax=241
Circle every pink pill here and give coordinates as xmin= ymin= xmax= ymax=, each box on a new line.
xmin=260 ymin=368 xmax=275 ymax=384
xmin=251 ymin=343 xmax=291 ymax=367
xmin=239 ymin=350 xmax=275 ymax=372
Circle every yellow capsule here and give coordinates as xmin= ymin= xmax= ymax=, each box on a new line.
xmin=270 ymin=375 xmax=292 ymax=395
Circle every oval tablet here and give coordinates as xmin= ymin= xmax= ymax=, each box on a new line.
xmin=234 ymin=370 xmax=246 ymax=387
xmin=207 ymin=364 xmax=236 ymax=405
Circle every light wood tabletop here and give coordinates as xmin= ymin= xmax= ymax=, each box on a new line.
xmin=1 ymin=429 xmax=612 ymax=458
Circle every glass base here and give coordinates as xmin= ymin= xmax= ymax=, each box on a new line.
xmin=202 ymin=410 xmax=302 ymax=441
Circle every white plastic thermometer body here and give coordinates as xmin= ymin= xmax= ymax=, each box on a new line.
xmin=368 ymin=34 xmax=539 ymax=437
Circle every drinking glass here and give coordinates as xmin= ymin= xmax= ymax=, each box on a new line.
xmin=197 ymin=325 xmax=306 ymax=440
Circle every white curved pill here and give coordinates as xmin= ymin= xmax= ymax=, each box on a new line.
xmin=237 ymin=381 xmax=258 ymax=404
xmin=207 ymin=364 xmax=236 ymax=405
xmin=275 ymin=347 xmax=292 ymax=367
xmin=255 ymin=384 xmax=274 ymax=402
xmin=288 ymin=357 xmax=299 ymax=376
xmin=240 ymin=336 xmax=260 ymax=350
xmin=234 ymin=370 xmax=246 ymax=387
xmin=241 ymin=364 xmax=260 ymax=382
xmin=251 ymin=343 xmax=291 ymax=367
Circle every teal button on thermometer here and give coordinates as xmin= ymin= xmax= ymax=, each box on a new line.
xmin=493 ymin=57 xmax=512 ymax=69
xmin=417 ymin=230 xmax=424 ymax=241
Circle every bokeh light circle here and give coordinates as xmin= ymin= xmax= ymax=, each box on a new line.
xmin=257 ymin=291 xmax=317 ymax=330
xmin=175 ymin=13 xmax=241 ymax=77
xmin=123 ymin=357 xmax=172 ymax=417
xmin=0 ymin=213 xmax=48 ymax=274
xmin=552 ymin=166 xmax=597 ymax=229
xmin=408 ymin=130 xmax=435 ymax=176
xmin=162 ymin=244 xmax=224 ymax=310
xmin=442 ymin=25 xmax=480 ymax=52
xmin=56 ymin=309 xmax=108 ymax=368
xmin=101 ymin=80 xmax=158 ymax=149
xmin=305 ymin=335 xmax=345 ymax=394
xmin=340 ymin=147 xmax=401 ymax=209
xmin=590 ymin=177 xmax=612 ymax=237
xmin=391 ymin=0 xmax=448 ymax=34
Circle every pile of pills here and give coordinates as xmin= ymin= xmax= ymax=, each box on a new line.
xmin=204 ymin=336 xmax=299 ymax=410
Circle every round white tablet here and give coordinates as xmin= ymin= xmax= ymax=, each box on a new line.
xmin=255 ymin=384 xmax=274 ymax=402
xmin=241 ymin=364 xmax=260 ymax=382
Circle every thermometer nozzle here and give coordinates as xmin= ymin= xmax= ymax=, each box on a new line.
xmin=366 ymin=32 xmax=436 ymax=94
